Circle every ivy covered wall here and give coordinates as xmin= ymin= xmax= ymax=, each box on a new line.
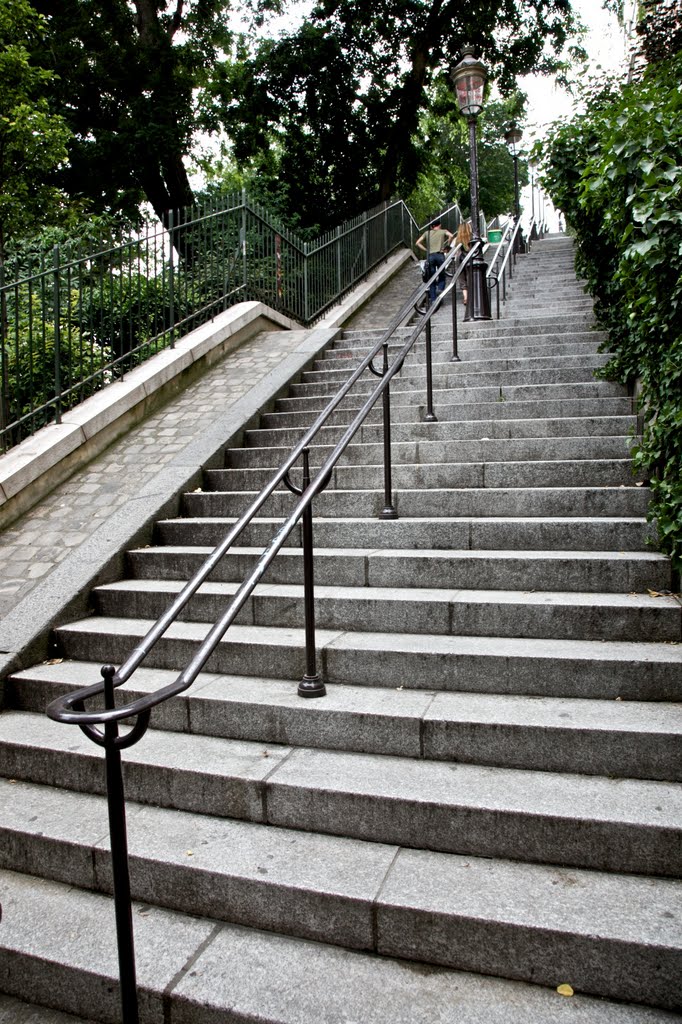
xmin=539 ymin=50 xmax=682 ymax=574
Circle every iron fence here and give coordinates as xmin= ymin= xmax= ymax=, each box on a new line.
xmin=0 ymin=194 xmax=463 ymax=453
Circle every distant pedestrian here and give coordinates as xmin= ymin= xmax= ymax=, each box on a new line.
xmin=416 ymin=217 xmax=454 ymax=303
xmin=454 ymin=220 xmax=473 ymax=308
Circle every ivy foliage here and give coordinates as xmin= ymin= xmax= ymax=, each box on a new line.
xmin=538 ymin=51 xmax=682 ymax=572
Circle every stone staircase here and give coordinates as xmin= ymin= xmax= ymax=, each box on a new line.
xmin=1 ymin=235 xmax=681 ymax=1022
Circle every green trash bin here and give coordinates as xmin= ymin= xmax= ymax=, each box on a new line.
xmin=488 ymin=228 xmax=503 ymax=243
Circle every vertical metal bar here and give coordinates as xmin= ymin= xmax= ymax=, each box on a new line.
xmin=168 ymin=210 xmax=175 ymax=349
xmin=303 ymin=243 xmax=309 ymax=323
xmin=298 ymin=448 xmax=326 ymax=698
xmin=52 ymin=245 xmax=62 ymax=424
xmin=102 ymin=664 xmax=139 ymax=1024
xmin=0 ymin=263 xmax=9 ymax=449
xmin=451 ymin=276 xmax=460 ymax=361
xmin=241 ymin=190 xmax=248 ymax=289
xmin=424 ymin=318 xmax=437 ymax=422
xmin=379 ymin=342 xmax=398 ymax=520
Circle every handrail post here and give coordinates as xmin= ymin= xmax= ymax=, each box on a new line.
xmin=298 ymin=448 xmax=326 ymax=698
xmin=378 ymin=342 xmax=398 ymax=520
xmin=52 ymin=245 xmax=62 ymax=425
xmin=424 ymin=317 xmax=437 ymax=422
xmin=451 ymin=267 xmax=460 ymax=362
xmin=102 ymin=664 xmax=140 ymax=1024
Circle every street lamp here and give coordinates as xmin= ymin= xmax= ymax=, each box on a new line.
xmin=450 ymin=46 xmax=491 ymax=321
xmin=504 ymin=124 xmax=524 ymax=253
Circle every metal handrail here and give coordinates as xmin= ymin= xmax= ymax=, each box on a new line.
xmin=486 ymin=218 xmax=528 ymax=318
xmin=47 ymin=242 xmax=476 ymax=729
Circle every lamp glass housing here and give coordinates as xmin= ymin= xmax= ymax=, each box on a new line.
xmin=454 ymin=71 xmax=485 ymax=117
xmin=451 ymin=48 xmax=487 ymax=118
xmin=505 ymin=126 xmax=523 ymax=153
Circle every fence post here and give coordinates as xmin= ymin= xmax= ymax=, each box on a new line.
xmin=0 ymin=262 xmax=8 ymax=450
xmin=241 ymin=189 xmax=248 ymax=288
xmin=303 ymin=242 xmax=310 ymax=323
xmin=363 ymin=212 xmax=368 ymax=273
xmin=168 ymin=210 xmax=175 ymax=349
xmin=52 ymin=245 xmax=62 ymax=425
xmin=336 ymin=226 xmax=342 ymax=298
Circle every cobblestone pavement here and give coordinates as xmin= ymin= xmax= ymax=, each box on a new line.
xmin=0 ymin=329 xmax=302 ymax=622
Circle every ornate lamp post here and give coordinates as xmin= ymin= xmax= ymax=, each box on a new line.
xmin=450 ymin=46 xmax=491 ymax=321
xmin=504 ymin=124 xmax=524 ymax=253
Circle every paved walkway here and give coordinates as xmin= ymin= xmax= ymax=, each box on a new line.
xmin=0 ymin=331 xmax=302 ymax=619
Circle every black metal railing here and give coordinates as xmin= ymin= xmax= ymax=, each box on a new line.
xmin=486 ymin=216 xmax=534 ymax=318
xmin=0 ymin=197 xmax=464 ymax=453
xmin=46 ymin=238 xmax=478 ymax=1024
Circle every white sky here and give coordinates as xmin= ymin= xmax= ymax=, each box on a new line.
xmin=520 ymin=0 xmax=629 ymax=142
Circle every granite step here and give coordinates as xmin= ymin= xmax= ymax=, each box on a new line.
xmin=224 ymin=435 xmax=635 ymax=469
xmin=125 ymin=545 xmax=670 ymax=593
xmin=9 ymin=661 xmax=681 ymax=779
xmin=1 ymin=870 xmax=678 ymax=1021
xmin=0 ymin=780 xmax=680 ymax=1010
xmin=92 ymin=578 xmax=681 ymax=642
xmin=206 ymin=458 xmax=642 ymax=492
xmin=2 ymin=712 xmax=680 ymax=877
xmin=157 ymin=514 xmax=657 ymax=552
xmin=181 ymin=484 xmax=652 ymax=519
xmin=51 ymin=618 xmax=682 ymax=701
xmin=259 ymin=396 xmax=635 ymax=429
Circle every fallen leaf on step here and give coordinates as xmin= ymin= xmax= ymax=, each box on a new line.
xmin=186 ymin=851 xmax=194 ymax=857
xmin=647 ymin=589 xmax=664 ymax=598
xmin=193 ymin=487 xmax=203 ymax=492
xmin=557 ymin=984 xmax=574 ymax=997
xmin=44 ymin=658 xmax=63 ymax=665
xmin=635 ymin=481 xmax=644 ymax=487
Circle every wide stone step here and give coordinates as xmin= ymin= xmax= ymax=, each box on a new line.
xmin=10 ymin=661 xmax=681 ymax=779
xmin=1 ymin=871 xmax=677 ymax=1021
xmin=341 ymin=312 xmax=596 ymax=342
xmin=273 ymin=380 xmax=626 ymax=414
xmin=51 ymin=619 xmax=682 ymax=701
xmin=207 ymin=458 xmax=640 ymax=492
xmin=310 ymin=350 xmax=607 ymax=378
xmin=2 ymin=711 xmax=680 ymax=876
xmin=244 ymin=413 xmax=638 ymax=450
xmin=157 ymin=514 xmax=656 ymax=552
xmin=225 ymin=435 xmax=634 ymax=470
xmin=332 ymin=328 xmax=608 ymax=353
xmin=93 ymin=578 xmax=681 ymax=643
xmin=1 ymin=779 xmax=681 ymax=1011
xmin=287 ymin=364 xmax=611 ymax=398
xmin=259 ymin=396 xmax=635 ymax=429
xmin=182 ymin=484 xmax=652 ymax=519
xmin=126 ymin=545 xmax=670 ymax=593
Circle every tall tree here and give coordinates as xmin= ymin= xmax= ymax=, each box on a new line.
xmin=0 ymin=0 xmax=71 ymax=258
xmin=27 ymin=0 xmax=233 ymax=227
xmin=215 ymin=0 xmax=580 ymax=229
